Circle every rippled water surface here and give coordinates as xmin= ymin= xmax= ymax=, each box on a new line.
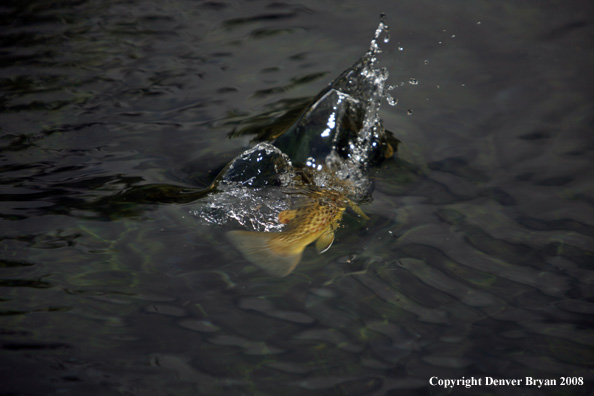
xmin=1 ymin=1 xmax=593 ymax=395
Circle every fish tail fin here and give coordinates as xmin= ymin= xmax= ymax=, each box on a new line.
xmin=226 ymin=230 xmax=303 ymax=277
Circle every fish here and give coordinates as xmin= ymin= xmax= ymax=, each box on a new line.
xmin=227 ymin=188 xmax=368 ymax=277
xmin=222 ymin=19 xmax=395 ymax=276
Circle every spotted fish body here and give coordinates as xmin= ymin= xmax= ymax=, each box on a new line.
xmin=227 ymin=190 xmax=365 ymax=277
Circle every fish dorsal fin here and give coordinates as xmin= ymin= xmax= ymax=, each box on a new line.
xmin=315 ymin=229 xmax=335 ymax=253
xmin=227 ymin=230 xmax=302 ymax=277
xmin=278 ymin=209 xmax=298 ymax=224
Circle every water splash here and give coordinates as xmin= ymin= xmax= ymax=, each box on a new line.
xmin=193 ymin=185 xmax=292 ymax=232
xmin=191 ymin=143 xmax=295 ymax=230
xmin=370 ymin=14 xmax=390 ymax=56
xmin=193 ymin=18 xmax=395 ymax=230
xmin=274 ymin=16 xmax=394 ymax=170
xmin=214 ymin=143 xmax=294 ymax=189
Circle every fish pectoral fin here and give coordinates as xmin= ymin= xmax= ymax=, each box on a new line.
xmin=315 ymin=229 xmax=335 ymax=254
xmin=347 ymin=198 xmax=370 ymax=221
xmin=385 ymin=142 xmax=394 ymax=158
xmin=226 ymin=230 xmax=302 ymax=277
xmin=278 ymin=209 xmax=298 ymax=224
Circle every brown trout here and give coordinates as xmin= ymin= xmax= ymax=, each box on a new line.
xmin=227 ymin=189 xmax=368 ymax=277
xmin=222 ymin=19 xmax=396 ymax=277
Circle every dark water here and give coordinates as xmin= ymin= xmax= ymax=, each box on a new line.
xmin=1 ymin=1 xmax=593 ymax=395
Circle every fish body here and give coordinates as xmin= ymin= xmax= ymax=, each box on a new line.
xmin=227 ymin=190 xmax=365 ymax=277
xmin=223 ymin=20 xmax=394 ymax=277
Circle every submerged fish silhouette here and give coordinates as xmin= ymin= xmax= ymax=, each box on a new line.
xmin=227 ymin=188 xmax=368 ymax=277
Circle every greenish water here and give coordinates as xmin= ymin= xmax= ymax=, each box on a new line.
xmin=1 ymin=1 xmax=593 ymax=395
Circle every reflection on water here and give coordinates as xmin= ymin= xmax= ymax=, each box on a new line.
xmin=1 ymin=0 xmax=594 ymax=395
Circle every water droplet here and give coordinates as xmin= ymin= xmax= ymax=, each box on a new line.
xmin=424 ymin=59 xmax=429 ymax=65
xmin=407 ymin=109 xmax=413 ymax=115
xmin=451 ymin=34 xmax=456 ymax=38
xmin=408 ymin=78 xmax=418 ymax=85
xmin=477 ymin=21 xmax=482 ymax=25
xmin=386 ymin=94 xmax=398 ymax=106
xmin=398 ymin=46 xmax=404 ymax=51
